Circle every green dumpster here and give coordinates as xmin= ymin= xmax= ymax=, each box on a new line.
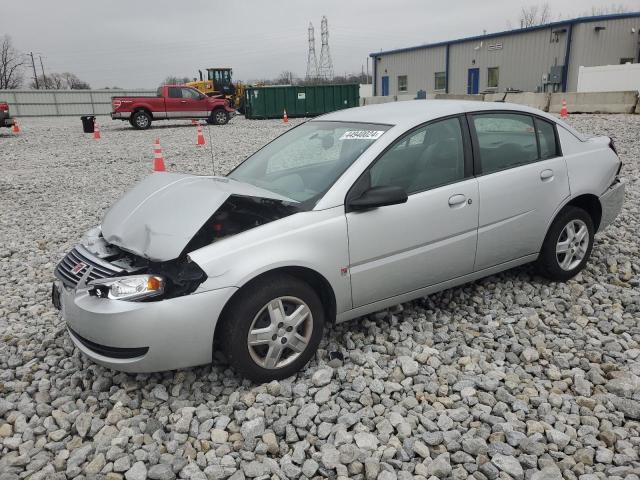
xmin=244 ymin=84 xmax=359 ymax=119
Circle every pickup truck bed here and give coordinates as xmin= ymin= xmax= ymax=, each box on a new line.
xmin=111 ymin=85 xmax=235 ymax=130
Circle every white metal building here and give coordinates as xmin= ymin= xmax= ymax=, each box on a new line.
xmin=371 ymin=12 xmax=640 ymax=97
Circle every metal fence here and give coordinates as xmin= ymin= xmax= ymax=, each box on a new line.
xmin=0 ymin=89 xmax=156 ymax=116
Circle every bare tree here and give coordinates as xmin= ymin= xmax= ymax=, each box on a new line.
xmin=519 ymin=3 xmax=552 ymax=28
xmin=29 ymin=72 xmax=89 ymax=89
xmin=162 ymin=76 xmax=192 ymax=85
xmin=59 ymin=72 xmax=90 ymax=89
xmin=0 ymin=35 xmax=25 ymax=89
xmin=589 ymin=4 xmax=630 ymax=15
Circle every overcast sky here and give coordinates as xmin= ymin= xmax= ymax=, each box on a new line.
xmin=2 ymin=0 xmax=638 ymax=88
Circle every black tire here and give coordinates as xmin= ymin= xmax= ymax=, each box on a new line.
xmin=219 ymin=274 xmax=324 ymax=382
xmin=131 ymin=110 xmax=152 ymax=130
xmin=210 ymin=108 xmax=229 ymax=125
xmin=536 ymin=206 xmax=594 ymax=281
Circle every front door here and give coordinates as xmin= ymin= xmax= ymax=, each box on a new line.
xmin=470 ymin=112 xmax=570 ymax=270
xmin=381 ymin=76 xmax=389 ymax=96
xmin=346 ymin=116 xmax=479 ymax=307
xmin=467 ymin=68 xmax=479 ymax=94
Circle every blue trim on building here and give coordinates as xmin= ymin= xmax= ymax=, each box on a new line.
xmin=561 ymin=23 xmax=574 ymax=92
xmin=372 ymin=57 xmax=377 ymax=96
xmin=445 ymin=43 xmax=450 ymax=93
xmin=369 ymin=12 xmax=640 ymax=58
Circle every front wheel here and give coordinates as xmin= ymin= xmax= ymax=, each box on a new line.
xmin=220 ymin=274 xmax=324 ymax=382
xmin=209 ymin=108 xmax=229 ymax=125
xmin=536 ymin=206 xmax=594 ymax=281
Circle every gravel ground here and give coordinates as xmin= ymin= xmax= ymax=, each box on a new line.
xmin=0 ymin=114 xmax=639 ymax=480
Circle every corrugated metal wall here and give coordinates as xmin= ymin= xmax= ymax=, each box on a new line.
xmin=0 ymin=89 xmax=156 ymax=116
xmin=374 ymin=15 xmax=640 ymax=96
xmin=448 ymin=28 xmax=567 ymax=94
xmin=567 ymin=17 xmax=640 ymax=91
xmin=376 ymin=46 xmax=446 ymax=96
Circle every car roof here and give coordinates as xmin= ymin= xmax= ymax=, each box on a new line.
xmin=316 ymin=99 xmax=561 ymax=130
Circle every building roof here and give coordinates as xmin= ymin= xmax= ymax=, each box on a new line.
xmin=317 ymin=99 xmax=563 ymax=129
xmin=369 ymin=11 xmax=640 ymax=58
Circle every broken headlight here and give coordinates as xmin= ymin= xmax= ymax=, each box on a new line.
xmin=89 ymin=275 xmax=165 ymax=301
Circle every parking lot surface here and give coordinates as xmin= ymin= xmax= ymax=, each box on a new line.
xmin=0 ymin=114 xmax=639 ymax=479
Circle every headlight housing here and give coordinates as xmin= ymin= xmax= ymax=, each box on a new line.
xmin=89 ymin=275 xmax=165 ymax=301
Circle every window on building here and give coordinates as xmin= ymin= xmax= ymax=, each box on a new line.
xmin=472 ymin=113 xmax=538 ymax=174
xmin=487 ymin=67 xmax=499 ymax=89
xmin=398 ymin=75 xmax=408 ymax=92
xmin=620 ymin=58 xmax=634 ymax=64
xmin=434 ymin=72 xmax=446 ymax=90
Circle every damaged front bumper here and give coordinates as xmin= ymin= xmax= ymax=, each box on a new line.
xmin=53 ymin=279 xmax=236 ymax=372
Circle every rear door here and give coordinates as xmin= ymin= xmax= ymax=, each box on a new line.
xmin=470 ymin=112 xmax=570 ymax=270
xmin=346 ymin=116 xmax=479 ymax=307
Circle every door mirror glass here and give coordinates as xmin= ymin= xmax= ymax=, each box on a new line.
xmin=348 ymin=185 xmax=408 ymax=211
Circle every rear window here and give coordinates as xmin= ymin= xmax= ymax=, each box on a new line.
xmin=535 ymin=118 xmax=559 ymax=159
xmin=168 ymin=87 xmax=181 ymax=98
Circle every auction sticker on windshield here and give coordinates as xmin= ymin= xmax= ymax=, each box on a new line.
xmin=340 ymin=130 xmax=385 ymax=140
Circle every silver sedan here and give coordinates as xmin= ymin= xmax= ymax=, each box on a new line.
xmin=53 ymin=100 xmax=624 ymax=382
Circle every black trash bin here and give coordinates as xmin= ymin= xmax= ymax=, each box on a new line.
xmin=81 ymin=115 xmax=95 ymax=133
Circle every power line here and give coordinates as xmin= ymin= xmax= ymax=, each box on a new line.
xmin=28 ymin=52 xmax=39 ymax=89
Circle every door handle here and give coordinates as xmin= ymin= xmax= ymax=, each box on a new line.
xmin=180 ymin=100 xmax=187 ymax=103
xmin=540 ymin=169 xmax=554 ymax=181
xmin=448 ymin=194 xmax=467 ymax=207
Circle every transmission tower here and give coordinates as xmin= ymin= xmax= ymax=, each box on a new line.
xmin=318 ymin=16 xmax=334 ymax=80
xmin=306 ymin=22 xmax=318 ymax=80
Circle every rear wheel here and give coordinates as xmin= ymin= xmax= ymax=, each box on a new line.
xmin=131 ymin=110 xmax=152 ymax=130
xmin=536 ymin=206 xmax=594 ymax=281
xmin=220 ymin=274 xmax=324 ymax=382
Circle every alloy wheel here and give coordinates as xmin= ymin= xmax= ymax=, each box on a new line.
xmin=556 ymin=219 xmax=589 ymax=271
xmin=247 ymin=296 xmax=313 ymax=369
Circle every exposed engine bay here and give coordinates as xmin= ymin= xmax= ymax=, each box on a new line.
xmin=72 ymin=194 xmax=298 ymax=300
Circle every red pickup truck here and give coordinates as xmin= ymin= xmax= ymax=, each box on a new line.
xmin=111 ymin=85 xmax=235 ymax=130
xmin=0 ymin=101 xmax=15 ymax=129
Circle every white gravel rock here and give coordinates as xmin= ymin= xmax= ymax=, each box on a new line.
xmin=1 ymin=114 xmax=639 ymax=479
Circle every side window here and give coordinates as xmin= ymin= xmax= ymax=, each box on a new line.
xmin=370 ymin=117 xmax=465 ymax=194
xmin=473 ymin=113 xmax=538 ymax=174
xmin=535 ymin=118 xmax=559 ymax=159
xmin=181 ymin=88 xmax=200 ymax=100
xmin=168 ymin=87 xmax=181 ymax=98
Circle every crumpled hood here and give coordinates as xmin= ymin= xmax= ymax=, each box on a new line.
xmin=101 ymin=173 xmax=295 ymax=261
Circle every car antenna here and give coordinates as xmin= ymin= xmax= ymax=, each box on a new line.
xmin=206 ymin=122 xmax=216 ymax=176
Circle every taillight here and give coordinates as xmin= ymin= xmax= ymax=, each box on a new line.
xmin=0 ymin=102 xmax=8 ymax=112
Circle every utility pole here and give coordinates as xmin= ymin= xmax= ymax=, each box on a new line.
xmin=29 ymin=52 xmax=39 ymax=89
xmin=39 ymin=55 xmax=48 ymax=89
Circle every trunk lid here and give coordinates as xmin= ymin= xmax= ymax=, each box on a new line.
xmin=101 ymin=173 xmax=296 ymax=261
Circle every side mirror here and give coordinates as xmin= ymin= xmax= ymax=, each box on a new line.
xmin=348 ymin=185 xmax=408 ymax=211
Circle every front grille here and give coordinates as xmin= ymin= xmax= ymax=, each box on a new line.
xmin=55 ymin=245 xmax=123 ymax=288
xmin=68 ymin=327 xmax=149 ymax=359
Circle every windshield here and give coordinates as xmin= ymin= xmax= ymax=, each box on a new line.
xmin=228 ymin=121 xmax=391 ymax=206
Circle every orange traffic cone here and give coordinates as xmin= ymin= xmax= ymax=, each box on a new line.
xmin=93 ymin=122 xmax=101 ymax=139
xmin=283 ymin=109 xmax=288 ymax=124
xmin=153 ymin=138 xmax=166 ymax=172
xmin=560 ymin=99 xmax=568 ymax=119
xmin=11 ymin=120 xmax=20 ymax=133
xmin=196 ymin=125 xmax=205 ymax=146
